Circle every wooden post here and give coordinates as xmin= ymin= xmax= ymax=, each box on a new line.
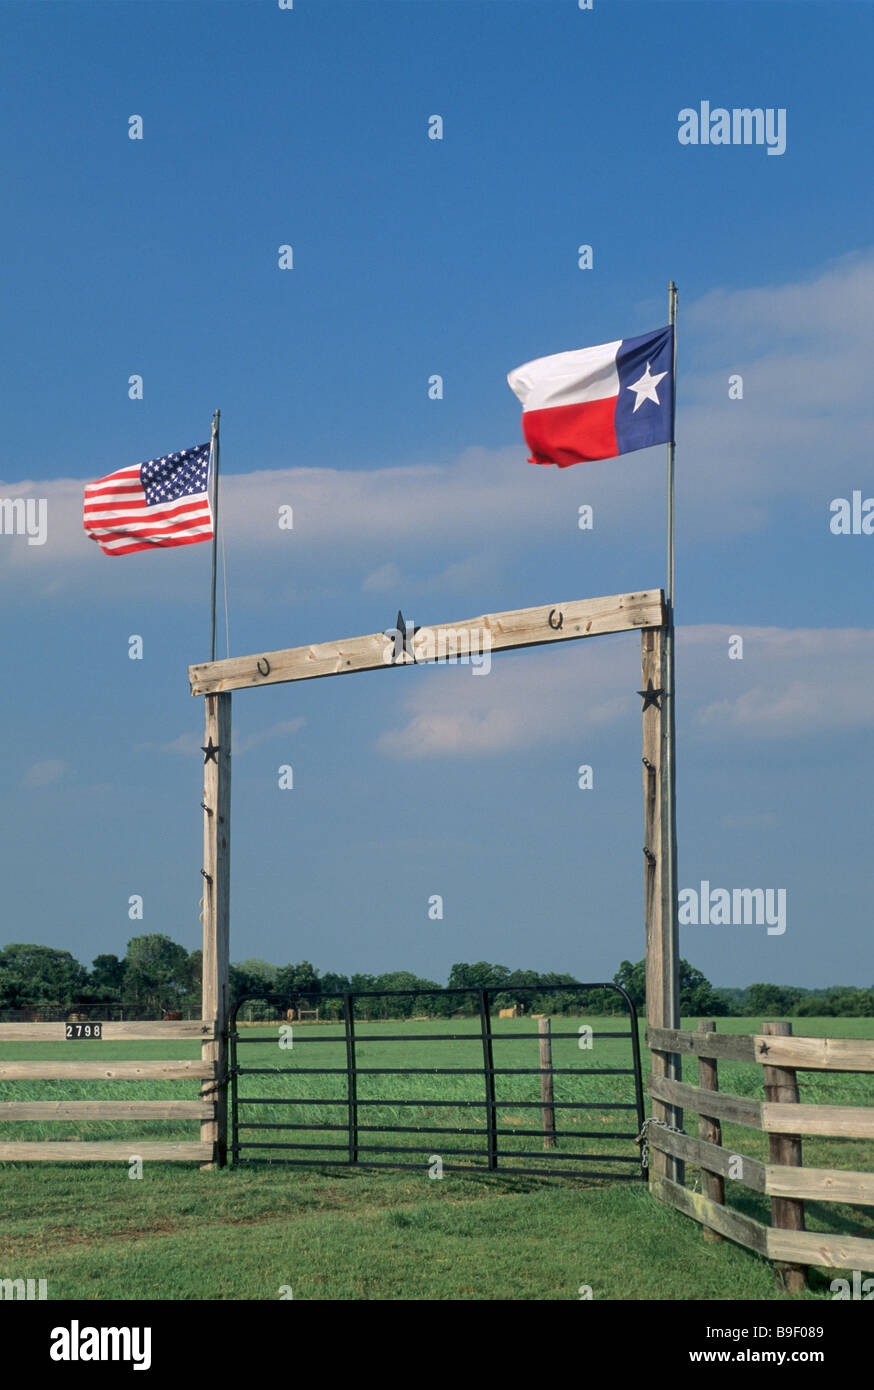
xmin=641 ymin=626 xmax=682 ymax=1184
xmin=697 ymin=1019 xmax=725 ymax=1241
xmin=539 ymin=1018 xmax=556 ymax=1150
xmin=201 ymin=692 xmax=231 ymax=1168
xmin=761 ymin=1020 xmax=807 ymax=1292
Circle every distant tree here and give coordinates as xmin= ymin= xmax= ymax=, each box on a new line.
xmin=822 ymin=987 xmax=874 ymax=1017
xmin=496 ymin=968 xmax=540 ymax=1012
xmin=746 ymin=982 xmax=805 ymax=1019
xmin=614 ymin=959 xmax=646 ymax=1011
xmin=230 ymin=957 xmax=278 ymax=1007
xmin=0 ymin=944 xmax=87 ymax=1011
xmin=679 ymin=960 xmax=729 ymax=1017
xmin=274 ymin=961 xmax=321 ymax=1009
xmin=237 ymin=958 xmax=278 ymax=986
xmin=320 ymin=971 xmax=351 ymax=997
xmin=88 ymin=954 xmax=126 ymax=1000
xmin=794 ymin=994 xmax=833 ymax=1017
xmin=187 ymin=949 xmax=202 ymax=1005
xmin=369 ymin=970 xmax=443 ymax=1018
xmin=123 ymin=935 xmax=192 ymax=1014
xmin=711 ymin=987 xmax=744 ymax=1017
xmin=230 ymin=964 xmax=263 ymax=1007
xmin=448 ymin=961 xmax=511 ymax=1012
xmin=614 ymin=958 xmax=727 ymax=1018
xmin=350 ymin=973 xmax=376 ymax=993
xmin=531 ymin=971 xmax=584 ymax=1015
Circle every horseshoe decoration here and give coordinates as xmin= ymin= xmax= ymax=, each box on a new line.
xmin=547 ymin=609 xmax=564 ymax=631
xmin=256 ymin=657 xmax=271 ymax=677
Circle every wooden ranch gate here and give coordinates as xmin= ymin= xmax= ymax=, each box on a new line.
xmin=0 ymin=588 xmax=682 ymax=1172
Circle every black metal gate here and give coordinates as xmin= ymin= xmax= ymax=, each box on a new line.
xmin=229 ymin=982 xmax=646 ymax=1181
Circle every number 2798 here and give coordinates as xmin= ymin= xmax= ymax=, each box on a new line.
xmin=65 ymin=1023 xmax=102 ymax=1039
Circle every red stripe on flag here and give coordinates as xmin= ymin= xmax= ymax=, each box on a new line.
xmin=84 ymin=497 xmax=210 ymax=525
xmin=91 ymin=531 xmax=214 ymax=557
xmin=521 ymin=398 xmax=618 ymax=468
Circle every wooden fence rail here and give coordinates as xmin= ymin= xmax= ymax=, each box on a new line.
xmin=648 ymin=1025 xmax=874 ymax=1072
xmin=0 ymin=1021 xmax=215 ymax=1041
xmin=645 ymin=1020 xmax=874 ymax=1285
xmin=0 ymin=1020 xmax=218 ymax=1164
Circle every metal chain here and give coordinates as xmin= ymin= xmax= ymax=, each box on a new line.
xmin=635 ymin=1115 xmax=686 ymax=1171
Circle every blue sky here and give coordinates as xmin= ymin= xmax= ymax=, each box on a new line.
xmin=0 ymin=0 xmax=871 ymax=990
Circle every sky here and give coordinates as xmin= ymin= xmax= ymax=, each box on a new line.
xmin=0 ymin=0 xmax=872 ymax=991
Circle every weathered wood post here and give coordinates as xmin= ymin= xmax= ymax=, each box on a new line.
xmin=538 ymin=1018 xmax=556 ymax=1150
xmin=641 ymin=625 xmax=682 ymax=1184
xmin=761 ymin=1019 xmax=807 ymax=1292
xmin=201 ymin=691 xmax=231 ymax=1168
xmin=697 ymin=1019 xmax=725 ymax=1241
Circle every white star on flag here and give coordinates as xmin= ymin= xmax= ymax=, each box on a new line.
xmin=627 ymin=361 xmax=667 ymax=412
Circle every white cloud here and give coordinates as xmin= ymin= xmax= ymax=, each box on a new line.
xmin=139 ymin=717 xmax=305 ymax=758
xmin=4 ymin=249 xmax=873 ymax=604
xmin=377 ymin=634 xmax=640 ymax=758
xmin=689 ymin=626 xmax=874 ymax=735
xmin=376 ymin=625 xmax=874 ymax=758
xmin=234 ymin=717 xmax=305 ymax=755
xmin=362 ymin=561 xmax=402 ymax=593
xmin=23 ymin=759 xmax=68 ymax=787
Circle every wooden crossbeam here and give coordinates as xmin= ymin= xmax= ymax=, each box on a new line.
xmin=189 ymin=589 xmax=666 ymax=696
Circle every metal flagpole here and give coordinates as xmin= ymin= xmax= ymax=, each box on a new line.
xmin=209 ymin=409 xmax=220 ymax=664
xmin=664 ymin=281 xmax=683 ymax=1180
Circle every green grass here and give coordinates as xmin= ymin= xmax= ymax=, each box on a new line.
xmin=0 ymin=1014 xmax=871 ymax=1299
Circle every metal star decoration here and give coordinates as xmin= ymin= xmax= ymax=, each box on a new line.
xmin=391 ymin=609 xmax=420 ymax=663
xmin=202 ymin=736 xmax=220 ymax=764
xmin=637 ymin=679 xmax=664 ymax=711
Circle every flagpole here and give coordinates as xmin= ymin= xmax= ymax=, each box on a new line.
xmin=664 ymin=281 xmax=682 ymax=1178
xmin=209 ymin=409 xmax=220 ymax=664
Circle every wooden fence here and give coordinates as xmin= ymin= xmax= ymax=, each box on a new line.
xmin=646 ymin=1020 xmax=874 ymax=1286
xmin=0 ymin=1019 xmax=218 ymax=1163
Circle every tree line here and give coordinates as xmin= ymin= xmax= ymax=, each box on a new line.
xmin=1 ymin=938 xmax=872 ymax=1020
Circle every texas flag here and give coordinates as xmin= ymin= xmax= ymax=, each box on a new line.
xmin=507 ymin=326 xmax=674 ymax=468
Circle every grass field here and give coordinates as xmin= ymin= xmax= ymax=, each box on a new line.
xmin=1 ymin=1014 xmax=872 ymax=1300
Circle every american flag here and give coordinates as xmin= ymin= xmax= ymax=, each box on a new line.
xmin=84 ymin=442 xmax=214 ymax=556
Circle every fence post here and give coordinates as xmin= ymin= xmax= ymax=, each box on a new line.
xmin=539 ymin=1018 xmax=556 ymax=1150
xmin=697 ymin=1019 xmax=725 ymax=1242
xmin=201 ymin=691 xmax=231 ymax=1169
xmin=641 ymin=625 xmax=683 ymax=1185
xmin=761 ymin=1020 xmax=807 ymax=1293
